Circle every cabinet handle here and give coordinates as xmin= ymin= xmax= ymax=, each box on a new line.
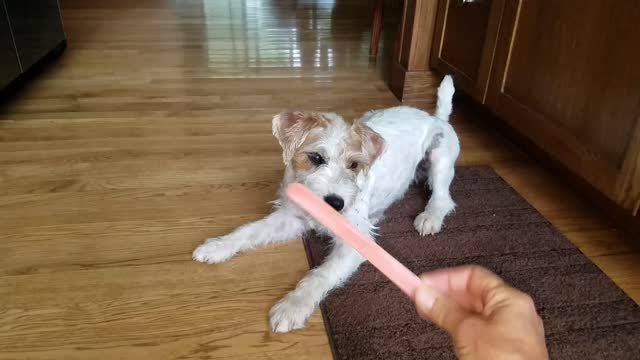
xmin=459 ymin=0 xmax=477 ymax=4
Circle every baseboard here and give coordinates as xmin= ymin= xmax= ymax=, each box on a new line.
xmin=387 ymin=60 xmax=439 ymax=107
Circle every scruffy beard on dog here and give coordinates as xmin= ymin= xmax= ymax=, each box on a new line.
xmin=193 ymin=76 xmax=459 ymax=333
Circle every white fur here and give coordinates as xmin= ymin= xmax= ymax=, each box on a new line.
xmin=193 ymin=76 xmax=460 ymax=333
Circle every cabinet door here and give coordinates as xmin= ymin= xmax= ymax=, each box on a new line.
xmin=486 ymin=0 xmax=640 ymax=214
xmin=5 ymin=0 xmax=65 ymax=71
xmin=0 ymin=1 xmax=22 ymax=89
xmin=430 ymin=0 xmax=502 ymax=102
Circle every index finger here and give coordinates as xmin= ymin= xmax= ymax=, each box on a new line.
xmin=420 ymin=265 xmax=504 ymax=313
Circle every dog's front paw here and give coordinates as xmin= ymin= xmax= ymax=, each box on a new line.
xmin=269 ymin=293 xmax=315 ymax=333
xmin=192 ymin=237 xmax=237 ymax=264
xmin=414 ymin=211 xmax=444 ymax=236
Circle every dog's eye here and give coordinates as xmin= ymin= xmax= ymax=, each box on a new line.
xmin=348 ymin=161 xmax=359 ymax=170
xmin=307 ymin=152 xmax=325 ymax=166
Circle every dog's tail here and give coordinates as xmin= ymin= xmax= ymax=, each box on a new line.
xmin=434 ymin=75 xmax=455 ymax=122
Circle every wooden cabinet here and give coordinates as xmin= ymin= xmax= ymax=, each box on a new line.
xmin=486 ymin=0 xmax=640 ymax=214
xmin=430 ymin=0 xmax=502 ymax=102
xmin=0 ymin=2 xmax=21 ymax=89
xmin=5 ymin=0 xmax=66 ymax=70
xmin=0 ymin=0 xmax=66 ymax=93
xmin=432 ymin=0 xmax=640 ymax=215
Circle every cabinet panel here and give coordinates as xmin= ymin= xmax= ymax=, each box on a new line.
xmin=0 ymin=1 xmax=21 ymax=89
xmin=431 ymin=0 xmax=502 ymax=102
xmin=5 ymin=0 xmax=65 ymax=71
xmin=503 ymin=0 xmax=640 ymax=167
xmin=486 ymin=0 xmax=640 ymax=213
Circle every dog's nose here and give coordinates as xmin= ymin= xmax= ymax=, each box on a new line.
xmin=323 ymin=195 xmax=344 ymax=211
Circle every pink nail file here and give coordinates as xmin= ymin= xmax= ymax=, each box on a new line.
xmin=286 ymin=183 xmax=421 ymax=298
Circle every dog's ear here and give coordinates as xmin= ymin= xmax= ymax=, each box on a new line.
xmin=352 ymin=119 xmax=385 ymax=163
xmin=272 ymin=112 xmax=327 ymax=164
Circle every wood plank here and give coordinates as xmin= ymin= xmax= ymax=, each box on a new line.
xmin=618 ymin=116 xmax=640 ymax=214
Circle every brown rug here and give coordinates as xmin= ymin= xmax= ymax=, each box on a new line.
xmin=303 ymin=166 xmax=640 ymax=360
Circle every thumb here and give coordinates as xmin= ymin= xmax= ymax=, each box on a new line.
xmin=414 ymin=284 xmax=471 ymax=335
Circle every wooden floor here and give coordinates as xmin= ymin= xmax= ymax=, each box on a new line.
xmin=0 ymin=1 xmax=638 ymax=359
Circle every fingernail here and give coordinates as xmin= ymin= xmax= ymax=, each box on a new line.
xmin=415 ymin=285 xmax=439 ymax=310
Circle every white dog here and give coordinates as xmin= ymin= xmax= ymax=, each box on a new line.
xmin=193 ymin=76 xmax=459 ymax=333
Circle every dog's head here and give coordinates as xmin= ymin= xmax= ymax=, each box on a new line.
xmin=273 ymin=111 xmax=385 ymax=213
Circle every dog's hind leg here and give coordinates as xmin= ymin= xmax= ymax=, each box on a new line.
xmin=414 ymin=143 xmax=456 ymax=236
xmin=192 ymin=207 xmax=308 ymax=264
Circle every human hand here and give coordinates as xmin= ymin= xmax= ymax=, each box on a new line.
xmin=413 ymin=265 xmax=548 ymax=360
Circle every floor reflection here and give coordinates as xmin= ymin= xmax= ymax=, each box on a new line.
xmin=172 ymin=0 xmax=378 ymax=74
